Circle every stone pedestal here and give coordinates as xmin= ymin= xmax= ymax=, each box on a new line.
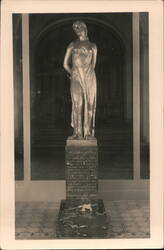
xmin=65 ymin=137 xmax=98 ymax=200
xmin=56 ymin=199 xmax=108 ymax=238
xmin=56 ymin=137 xmax=108 ymax=238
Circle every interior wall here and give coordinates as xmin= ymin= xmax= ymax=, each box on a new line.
xmin=28 ymin=13 xmax=134 ymax=181
xmin=13 ymin=14 xmax=24 ymax=180
xmin=16 ymin=180 xmax=149 ymax=202
xmin=14 ymin=13 xmax=134 ymax=181
xmin=140 ymin=13 xmax=149 ymax=179
xmin=13 ymin=13 xmax=149 ymax=181
xmin=140 ymin=13 xmax=149 ymax=144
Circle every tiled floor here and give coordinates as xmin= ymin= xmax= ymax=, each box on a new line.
xmin=104 ymin=200 xmax=150 ymax=238
xmin=15 ymin=200 xmax=150 ymax=239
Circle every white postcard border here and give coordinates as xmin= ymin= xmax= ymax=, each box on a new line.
xmin=0 ymin=0 xmax=163 ymax=249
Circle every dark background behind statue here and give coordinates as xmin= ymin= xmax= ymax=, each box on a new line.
xmin=13 ymin=13 xmax=149 ymax=181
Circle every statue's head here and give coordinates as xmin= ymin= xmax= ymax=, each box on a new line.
xmin=72 ymin=20 xmax=88 ymax=37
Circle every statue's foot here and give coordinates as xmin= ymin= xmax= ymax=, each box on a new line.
xmin=69 ymin=133 xmax=83 ymax=140
xmin=69 ymin=134 xmax=77 ymax=140
xmin=84 ymin=134 xmax=92 ymax=140
xmin=76 ymin=135 xmax=83 ymax=140
xmin=69 ymin=134 xmax=78 ymax=140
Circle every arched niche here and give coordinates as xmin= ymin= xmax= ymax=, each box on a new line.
xmin=29 ymin=15 xmax=133 ymax=180
xmin=31 ymin=17 xmax=128 ymax=131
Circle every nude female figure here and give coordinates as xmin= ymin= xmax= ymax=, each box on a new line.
xmin=63 ymin=20 xmax=97 ymax=139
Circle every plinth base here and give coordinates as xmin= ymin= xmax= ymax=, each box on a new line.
xmin=56 ymin=199 xmax=108 ymax=238
xmin=65 ymin=137 xmax=98 ymax=200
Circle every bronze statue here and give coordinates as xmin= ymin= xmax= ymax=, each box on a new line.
xmin=63 ymin=20 xmax=97 ymax=139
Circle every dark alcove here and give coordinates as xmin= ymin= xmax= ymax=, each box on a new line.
xmin=30 ymin=14 xmax=133 ymax=180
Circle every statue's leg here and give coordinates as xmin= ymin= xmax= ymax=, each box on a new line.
xmin=84 ymin=102 xmax=94 ymax=139
xmin=70 ymin=80 xmax=83 ymax=138
xmin=84 ymin=93 xmax=96 ymax=139
xmin=84 ymin=70 xmax=96 ymax=139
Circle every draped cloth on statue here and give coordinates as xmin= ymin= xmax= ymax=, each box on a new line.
xmin=70 ymin=42 xmax=97 ymax=137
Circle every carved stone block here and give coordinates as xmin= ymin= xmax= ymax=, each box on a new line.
xmin=65 ymin=137 xmax=98 ymax=200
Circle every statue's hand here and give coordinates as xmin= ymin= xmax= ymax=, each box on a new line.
xmin=63 ymin=69 xmax=71 ymax=79
xmin=66 ymin=73 xmax=71 ymax=79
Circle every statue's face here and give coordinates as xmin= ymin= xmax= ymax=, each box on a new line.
xmin=73 ymin=21 xmax=87 ymax=37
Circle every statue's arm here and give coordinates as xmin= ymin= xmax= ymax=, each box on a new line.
xmin=63 ymin=42 xmax=73 ymax=75
xmin=92 ymin=44 xmax=97 ymax=69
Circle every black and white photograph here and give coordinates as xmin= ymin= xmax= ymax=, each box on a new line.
xmin=0 ymin=0 xmax=163 ymax=249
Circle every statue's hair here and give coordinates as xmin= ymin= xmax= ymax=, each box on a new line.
xmin=72 ymin=20 xmax=87 ymax=32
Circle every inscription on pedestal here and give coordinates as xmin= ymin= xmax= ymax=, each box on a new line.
xmin=65 ymin=138 xmax=98 ymax=200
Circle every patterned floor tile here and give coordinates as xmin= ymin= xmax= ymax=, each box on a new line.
xmin=15 ymin=200 xmax=150 ymax=239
